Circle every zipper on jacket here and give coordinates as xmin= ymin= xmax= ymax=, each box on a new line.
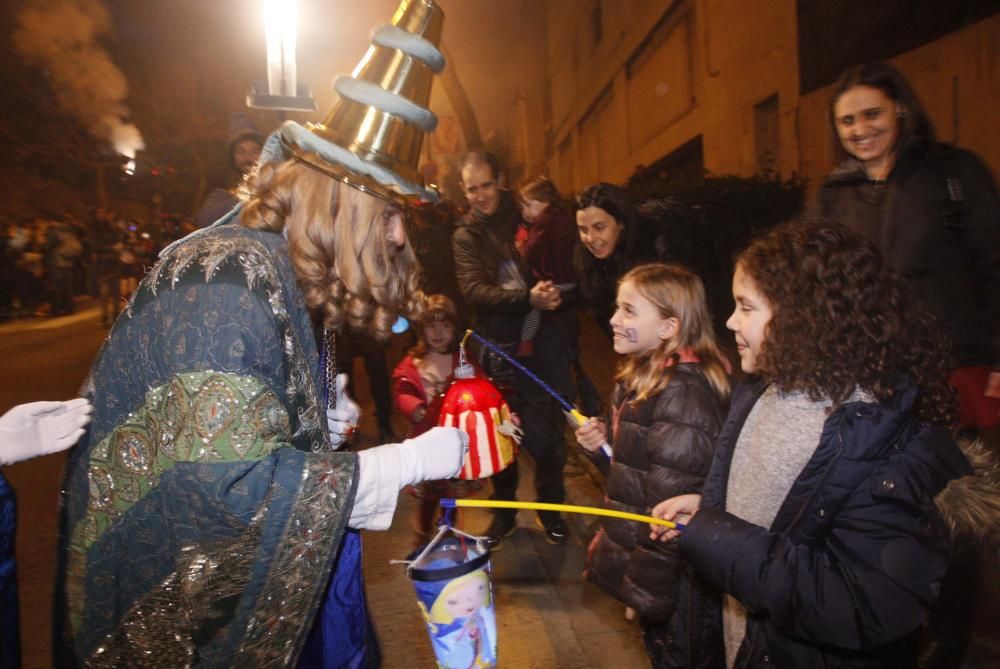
xmin=783 ymin=428 xmax=847 ymax=534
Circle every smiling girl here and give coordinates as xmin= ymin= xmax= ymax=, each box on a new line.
xmin=574 ymin=263 xmax=730 ymax=666
xmin=650 ymin=220 xmax=978 ymax=668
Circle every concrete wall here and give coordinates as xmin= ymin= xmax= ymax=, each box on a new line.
xmin=541 ymin=0 xmax=999 ymax=199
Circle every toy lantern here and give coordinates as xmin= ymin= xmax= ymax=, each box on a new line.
xmin=437 ymin=362 xmax=519 ymax=480
xmin=406 ymin=529 xmax=498 ymax=668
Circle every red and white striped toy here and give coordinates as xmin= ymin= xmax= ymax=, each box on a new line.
xmin=437 ymin=364 xmax=520 ymax=480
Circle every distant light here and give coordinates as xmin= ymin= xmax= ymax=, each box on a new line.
xmin=392 ymin=316 xmax=410 ymax=334
xmin=124 ymin=159 xmax=136 ymax=175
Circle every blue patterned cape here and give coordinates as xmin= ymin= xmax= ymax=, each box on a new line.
xmin=56 ymin=221 xmax=360 ymax=667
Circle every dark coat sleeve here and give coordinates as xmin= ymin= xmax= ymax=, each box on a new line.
xmin=954 ymin=152 xmax=1000 ymax=366
xmin=451 ymin=226 xmax=530 ymax=313
xmin=678 ymin=428 xmax=955 ymax=650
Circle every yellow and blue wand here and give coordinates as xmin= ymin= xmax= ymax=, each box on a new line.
xmin=439 ymin=498 xmax=685 ymax=530
xmin=462 ymin=330 xmax=613 ymax=458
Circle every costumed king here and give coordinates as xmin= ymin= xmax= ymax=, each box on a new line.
xmin=55 ymin=1 xmax=460 ymax=666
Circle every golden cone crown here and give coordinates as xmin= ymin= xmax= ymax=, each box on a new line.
xmin=281 ymin=0 xmax=444 ymax=204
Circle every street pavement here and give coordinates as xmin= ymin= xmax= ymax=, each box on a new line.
xmin=1 ymin=302 xmax=997 ymax=668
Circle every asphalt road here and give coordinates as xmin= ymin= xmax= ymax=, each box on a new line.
xmin=0 ymin=306 xmax=108 ymax=668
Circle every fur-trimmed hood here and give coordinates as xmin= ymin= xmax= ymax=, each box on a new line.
xmin=935 ymin=436 xmax=1000 ymax=551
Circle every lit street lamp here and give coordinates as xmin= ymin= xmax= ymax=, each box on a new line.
xmin=248 ymin=0 xmax=315 ymax=112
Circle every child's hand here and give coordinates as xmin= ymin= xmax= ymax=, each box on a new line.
xmin=529 ymin=280 xmax=561 ymax=310
xmin=649 ymin=494 xmax=701 ymax=542
xmin=574 ymin=418 xmax=607 ymax=453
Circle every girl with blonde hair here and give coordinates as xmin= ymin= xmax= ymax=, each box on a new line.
xmin=574 ymin=262 xmax=729 ymax=665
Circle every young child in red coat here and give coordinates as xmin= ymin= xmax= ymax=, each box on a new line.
xmin=393 ymin=295 xmax=483 ymax=539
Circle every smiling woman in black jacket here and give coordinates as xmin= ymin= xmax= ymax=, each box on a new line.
xmin=575 ymin=184 xmax=701 ymax=339
xmin=818 ymin=62 xmax=1000 ymax=433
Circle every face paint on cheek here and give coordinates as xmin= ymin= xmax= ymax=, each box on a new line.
xmin=625 ymin=328 xmax=638 ymax=343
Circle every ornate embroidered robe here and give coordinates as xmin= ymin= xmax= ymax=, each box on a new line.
xmin=56 ymin=222 xmax=358 ymax=667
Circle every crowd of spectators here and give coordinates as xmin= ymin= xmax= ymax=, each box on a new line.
xmin=0 ymin=210 xmax=195 ymax=324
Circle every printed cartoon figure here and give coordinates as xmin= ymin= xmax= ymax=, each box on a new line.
xmin=420 ymin=569 xmax=497 ymax=668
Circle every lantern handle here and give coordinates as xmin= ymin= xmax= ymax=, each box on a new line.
xmin=392 ymin=523 xmax=488 ymax=571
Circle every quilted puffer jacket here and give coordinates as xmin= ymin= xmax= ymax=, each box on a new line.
xmin=585 ymin=363 xmax=725 ymax=622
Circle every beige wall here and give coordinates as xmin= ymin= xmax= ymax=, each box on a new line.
xmin=541 ymin=1 xmax=999 ymax=199
xmin=543 ymin=0 xmax=802 ymax=193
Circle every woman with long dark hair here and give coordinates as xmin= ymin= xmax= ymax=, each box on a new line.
xmin=575 ymin=183 xmax=704 ymax=340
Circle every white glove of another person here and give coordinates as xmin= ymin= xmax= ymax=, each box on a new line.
xmin=326 ymin=373 xmax=361 ymax=450
xmin=0 ymin=398 xmax=93 ymax=466
xmin=348 ymin=427 xmax=468 ymax=530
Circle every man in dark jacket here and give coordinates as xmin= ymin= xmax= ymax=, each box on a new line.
xmin=452 ymin=150 xmax=576 ymax=547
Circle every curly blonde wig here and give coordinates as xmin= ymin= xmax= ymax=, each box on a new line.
xmin=240 ymin=159 xmax=424 ymax=342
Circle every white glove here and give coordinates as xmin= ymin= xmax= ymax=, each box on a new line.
xmin=0 ymin=398 xmax=93 ymax=466
xmin=349 ymin=427 xmax=467 ymax=530
xmin=326 ymin=372 xmax=361 ymax=450
xmin=396 ymin=426 xmax=468 ymax=486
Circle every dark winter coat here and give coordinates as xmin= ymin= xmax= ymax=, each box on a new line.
xmin=819 ymin=144 xmax=1000 ymax=368
xmin=452 ymin=190 xmax=532 ymax=344
xmin=453 ymin=190 xmax=577 ymax=347
xmin=665 ymin=378 xmax=972 ymax=668
xmin=586 ymin=364 xmax=725 ymax=622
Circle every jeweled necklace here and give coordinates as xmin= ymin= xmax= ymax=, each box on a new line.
xmin=319 ymin=326 xmax=337 ymax=411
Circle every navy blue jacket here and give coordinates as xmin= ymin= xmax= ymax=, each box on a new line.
xmin=665 ymin=379 xmax=971 ymax=668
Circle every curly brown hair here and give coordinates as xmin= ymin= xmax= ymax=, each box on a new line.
xmin=240 ymin=159 xmax=423 ymax=342
xmin=736 ymin=219 xmax=956 ymax=426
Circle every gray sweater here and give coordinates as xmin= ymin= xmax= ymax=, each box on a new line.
xmin=722 ymin=385 xmax=871 ymax=668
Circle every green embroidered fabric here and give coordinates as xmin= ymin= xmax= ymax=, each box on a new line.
xmin=76 ymin=371 xmax=291 ymax=554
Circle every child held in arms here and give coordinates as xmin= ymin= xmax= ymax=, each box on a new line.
xmin=515 ymin=176 xmax=577 ymax=357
